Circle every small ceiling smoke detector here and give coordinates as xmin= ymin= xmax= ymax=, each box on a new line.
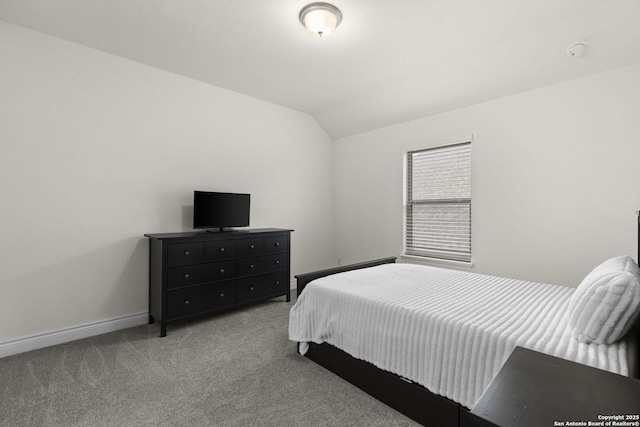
xmin=566 ymin=42 xmax=588 ymax=58
xmin=299 ymin=3 xmax=342 ymax=37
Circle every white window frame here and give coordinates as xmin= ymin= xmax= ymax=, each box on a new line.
xmin=403 ymin=138 xmax=472 ymax=264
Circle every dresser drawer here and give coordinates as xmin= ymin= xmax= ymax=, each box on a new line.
xmin=166 ymin=281 xmax=236 ymax=320
xmin=236 ymin=271 xmax=289 ymax=303
xmin=210 ymin=260 xmax=236 ymax=282
xmin=265 ymin=235 xmax=288 ymax=253
xmin=167 ymin=242 xmax=204 ymax=266
xmin=167 ymin=260 xmax=236 ymax=289
xmin=236 ymin=256 xmax=264 ymax=276
xmin=237 ymin=237 xmax=266 ymax=257
xmin=264 ymin=253 xmax=289 ymax=272
xmin=205 ymin=240 xmax=236 ymax=260
xmin=236 ymin=253 xmax=289 ymax=277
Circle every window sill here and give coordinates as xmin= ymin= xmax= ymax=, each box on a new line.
xmin=400 ymin=254 xmax=475 ymax=271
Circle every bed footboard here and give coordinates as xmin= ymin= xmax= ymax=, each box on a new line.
xmin=295 ymin=256 xmax=397 ymax=296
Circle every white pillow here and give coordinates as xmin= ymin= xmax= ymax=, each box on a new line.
xmin=567 ymin=255 xmax=640 ymax=344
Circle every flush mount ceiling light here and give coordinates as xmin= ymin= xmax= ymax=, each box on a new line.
xmin=299 ymin=2 xmax=342 ymax=37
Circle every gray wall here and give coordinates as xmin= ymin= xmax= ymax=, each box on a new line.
xmin=333 ymin=63 xmax=640 ymax=288
xmin=0 ymin=22 xmax=335 ymax=343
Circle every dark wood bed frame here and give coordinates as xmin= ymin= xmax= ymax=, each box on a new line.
xmin=295 ymin=256 xmax=473 ymax=427
xmin=295 ymin=253 xmax=640 ymax=427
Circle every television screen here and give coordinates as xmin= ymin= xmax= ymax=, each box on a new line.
xmin=193 ymin=191 xmax=250 ymax=231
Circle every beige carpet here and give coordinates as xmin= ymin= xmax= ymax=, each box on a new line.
xmin=0 ymin=296 xmax=419 ymax=426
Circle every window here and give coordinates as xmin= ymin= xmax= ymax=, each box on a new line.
xmin=405 ymin=141 xmax=471 ymax=262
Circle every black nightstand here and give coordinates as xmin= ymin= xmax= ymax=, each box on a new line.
xmin=470 ymin=346 xmax=640 ymax=427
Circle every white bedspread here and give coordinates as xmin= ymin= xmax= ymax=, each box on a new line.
xmin=288 ymin=263 xmax=637 ymax=409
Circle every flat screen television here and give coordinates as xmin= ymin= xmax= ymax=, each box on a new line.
xmin=193 ymin=191 xmax=250 ymax=232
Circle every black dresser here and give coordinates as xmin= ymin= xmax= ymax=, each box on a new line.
xmin=145 ymin=228 xmax=292 ymax=336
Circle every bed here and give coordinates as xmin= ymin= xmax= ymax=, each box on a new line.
xmin=288 ymin=256 xmax=640 ymax=427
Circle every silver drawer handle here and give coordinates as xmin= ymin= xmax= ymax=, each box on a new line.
xmin=275 ymin=281 xmax=280 ymax=285
xmin=275 ymin=260 xmax=280 ymax=265
xmin=219 ymin=293 xmax=224 ymax=298
xmin=184 ymin=300 xmax=190 ymax=305
xmin=220 ymin=269 xmax=225 ymax=274
xmin=250 ymin=264 xmax=255 ymax=269
xmin=275 ymin=242 xmax=280 ymax=247
xmin=220 ymin=247 xmax=225 ymax=252
xmin=250 ymin=286 xmax=254 ymax=291
xmin=184 ymin=251 xmax=190 ymax=255
xmin=250 ymin=244 xmax=255 ymax=249
xmin=184 ymin=273 xmax=190 ymax=279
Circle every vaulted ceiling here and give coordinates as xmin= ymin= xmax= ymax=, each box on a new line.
xmin=1 ymin=0 xmax=639 ymax=139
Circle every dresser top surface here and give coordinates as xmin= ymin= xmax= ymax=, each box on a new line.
xmin=471 ymin=346 xmax=640 ymax=427
xmin=145 ymin=228 xmax=293 ymax=240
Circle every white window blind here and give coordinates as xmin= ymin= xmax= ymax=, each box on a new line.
xmin=405 ymin=142 xmax=471 ymax=262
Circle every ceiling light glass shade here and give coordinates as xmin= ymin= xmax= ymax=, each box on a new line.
xmin=299 ymin=3 xmax=342 ymax=37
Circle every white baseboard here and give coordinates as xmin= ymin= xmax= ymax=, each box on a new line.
xmin=0 ymin=312 xmax=149 ymax=359
xmin=2 ymin=281 xmax=298 ymax=359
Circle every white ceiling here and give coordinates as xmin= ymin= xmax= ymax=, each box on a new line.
xmin=1 ymin=0 xmax=639 ymax=139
